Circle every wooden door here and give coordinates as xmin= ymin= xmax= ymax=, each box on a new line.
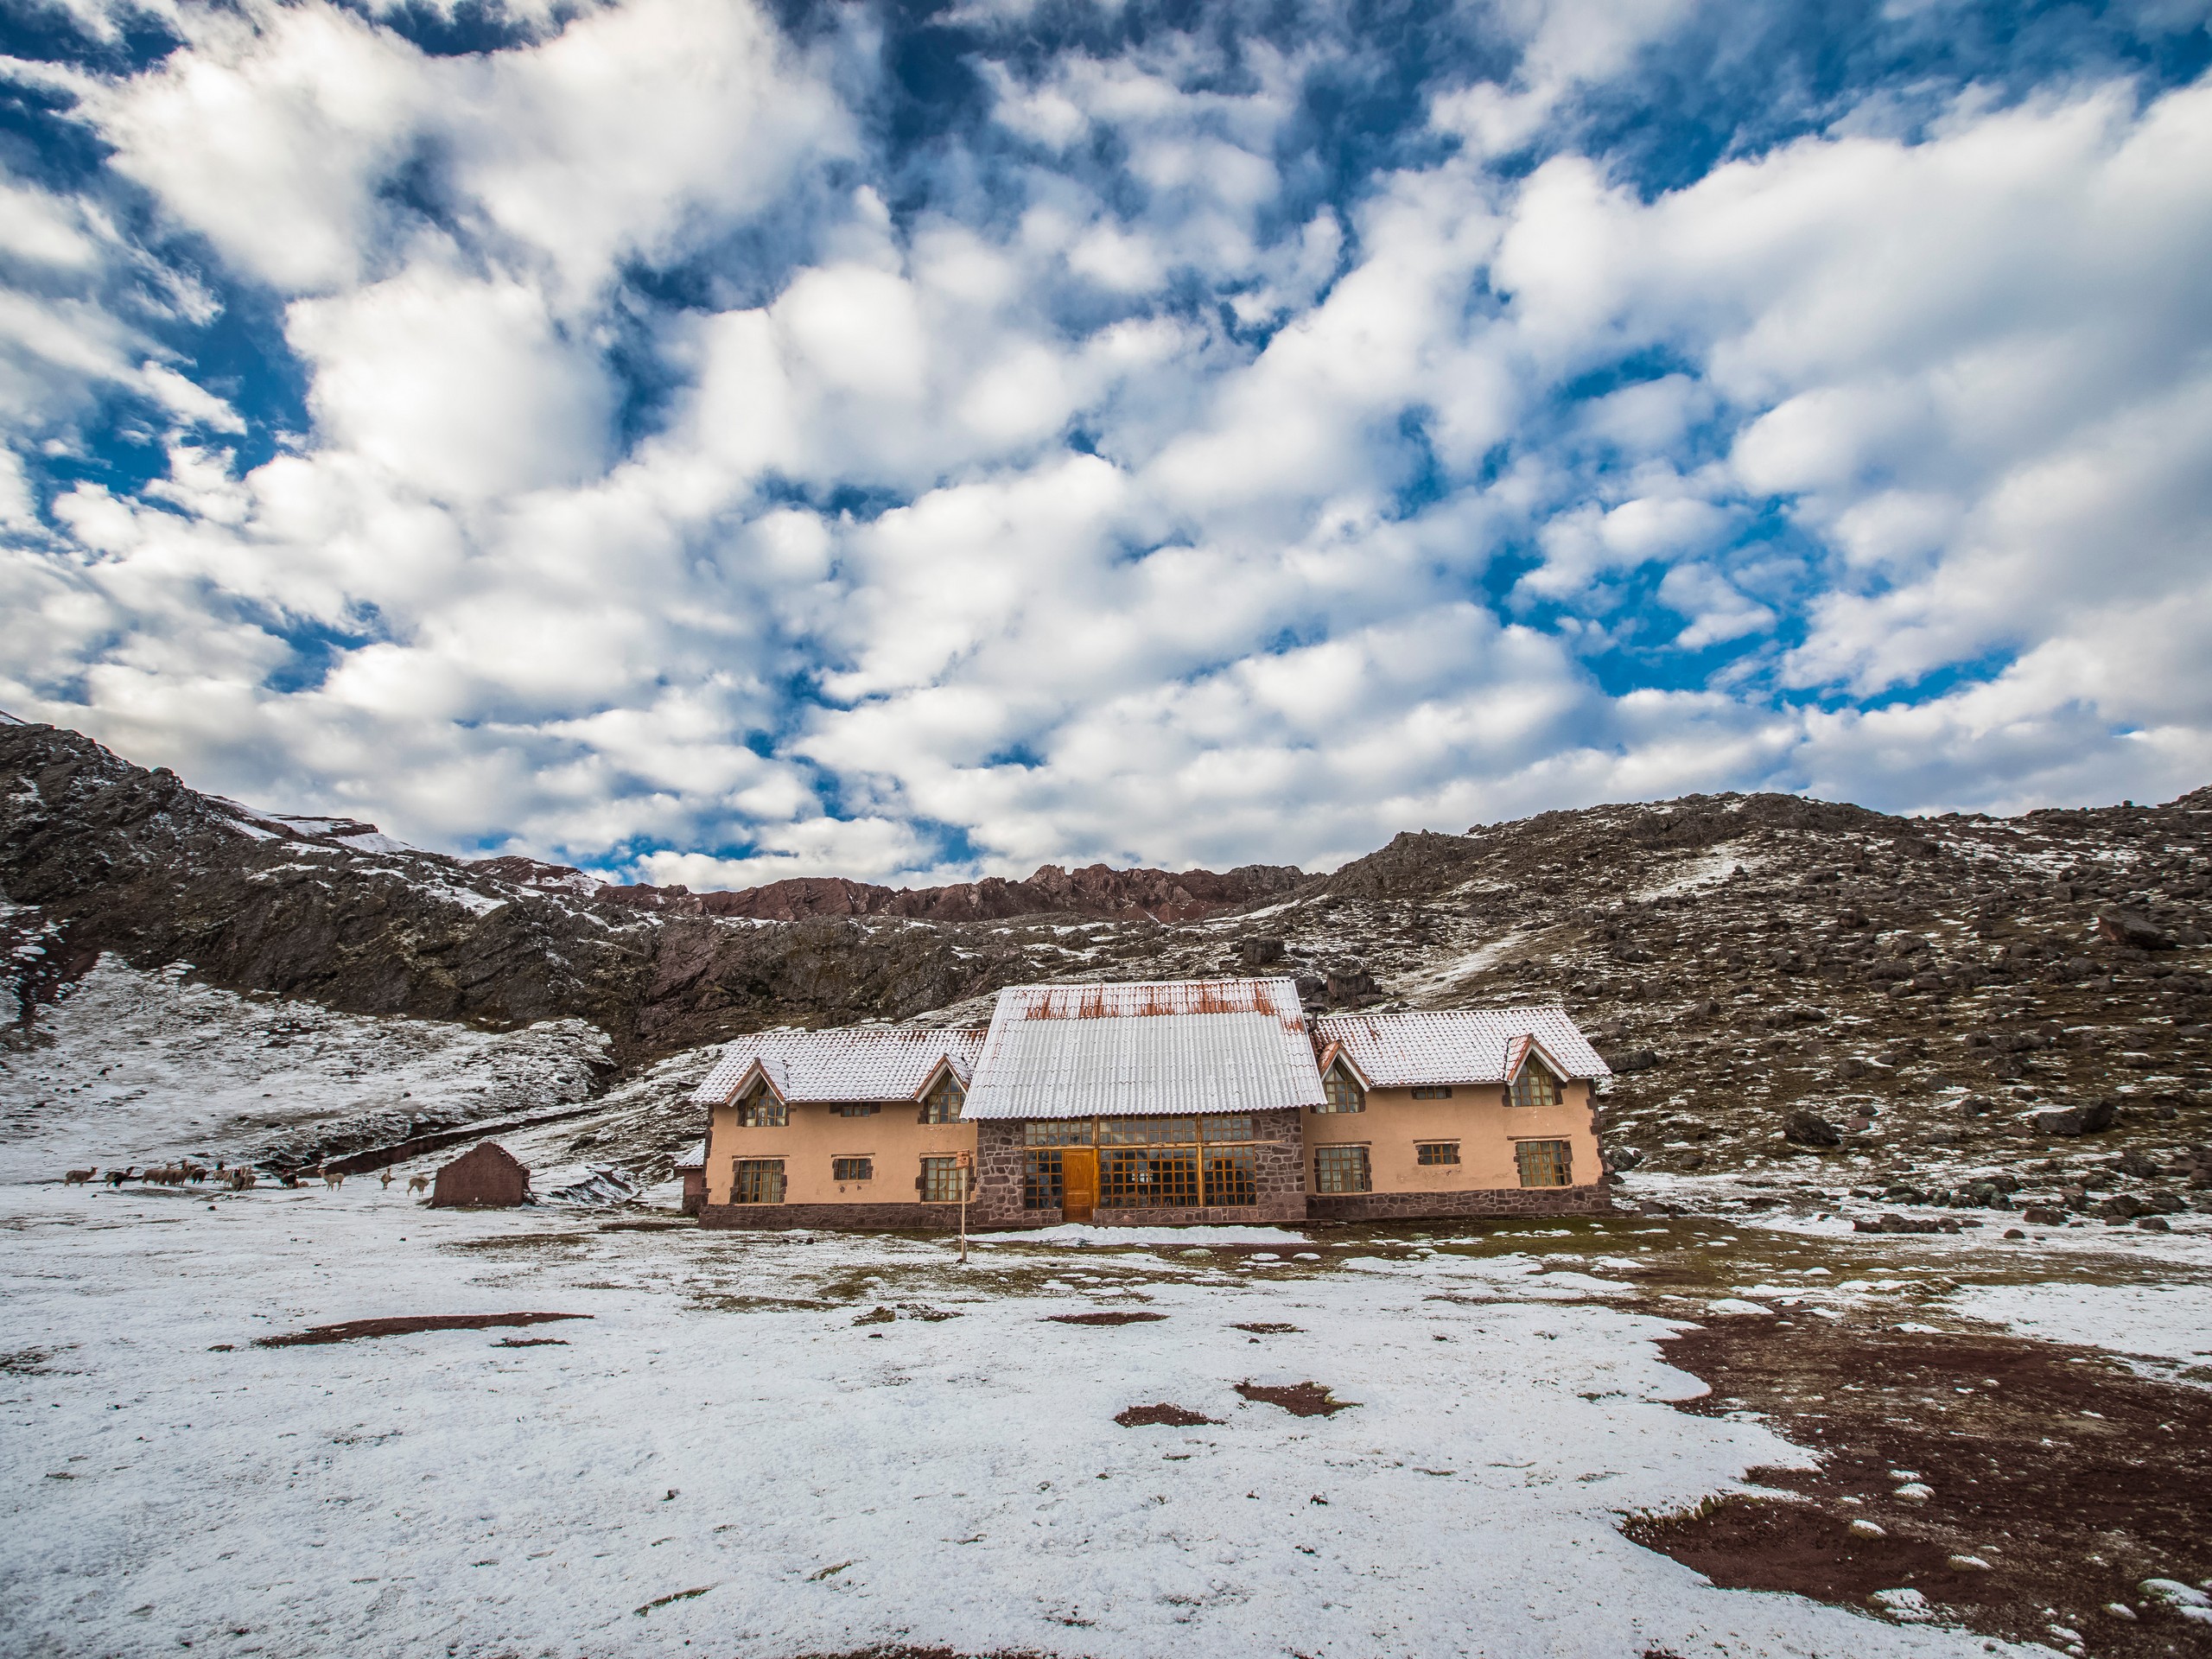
xmin=1061 ymin=1147 xmax=1097 ymax=1223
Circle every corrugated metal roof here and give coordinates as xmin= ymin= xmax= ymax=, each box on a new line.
xmin=964 ymin=977 xmax=1325 ymax=1119
xmin=1311 ymin=1007 xmax=1610 ymax=1085
xmin=690 ymin=1027 xmax=986 ymax=1106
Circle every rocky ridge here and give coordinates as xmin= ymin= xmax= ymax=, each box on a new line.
xmin=5 ymin=720 xmax=2211 ymax=1224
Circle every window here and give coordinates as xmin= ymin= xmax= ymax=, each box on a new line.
xmin=1023 ymin=1149 xmax=1064 ymax=1210
xmin=920 ymin=1075 xmax=964 ymax=1123
xmin=1204 ymin=1150 xmax=1257 ymax=1206
xmin=1416 ymin=1141 xmax=1460 ymax=1166
xmin=919 ymin=1155 xmax=968 ymax=1203
xmin=734 ymin=1085 xmax=787 ymax=1128
xmin=1024 ymin=1118 xmax=1257 ymax=1208
xmin=1025 ymin=1119 xmax=1093 ymax=1147
xmin=836 ymin=1103 xmax=880 ymax=1118
xmin=1102 ymin=1147 xmax=1200 ymax=1207
xmin=730 ymin=1160 xmax=785 ymax=1204
xmin=1516 ymin=1139 xmax=1572 ymax=1187
xmin=1509 ymin=1059 xmax=1561 ymax=1109
xmin=1318 ymin=1066 xmax=1365 ymax=1114
xmin=1100 ymin=1116 xmax=1198 ymax=1146
xmin=1314 ymin=1145 xmax=1370 ymax=1193
xmin=1410 ymin=1085 xmax=1453 ymax=1100
xmin=832 ymin=1156 xmax=873 ymax=1183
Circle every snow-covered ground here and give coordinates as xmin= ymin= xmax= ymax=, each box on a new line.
xmin=3 ymin=959 xmax=2195 ymax=1656
xmin=2 ymin=1180 xmax=2070 ymax=1659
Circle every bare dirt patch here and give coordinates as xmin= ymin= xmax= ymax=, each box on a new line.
xmin=1115 ymin=1402 xmax=1221 ymax=1427
xmin=1047 ymin=1311 xmax=1167 ymax=1326
xmin=1630 ymin=1314 xmax=2212 ymax=1654
xmin=255 ymin=1312 xmax=591 ymax=1347
xmin=1231 ymin=1321 xmax=1300 ymax=1334
xmin=1236 ymin=1380 xmax=1357 ymax=1417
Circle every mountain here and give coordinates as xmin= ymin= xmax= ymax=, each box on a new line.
xmin=4 ymin=719 xmax=2209 ymax=1221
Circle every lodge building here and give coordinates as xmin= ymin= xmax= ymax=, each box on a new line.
xmin=692 ymin=976 xmax=1612 ymax=1230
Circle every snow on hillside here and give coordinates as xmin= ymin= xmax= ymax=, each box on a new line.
xmin=0 ymin=1181 xmax=2060 ymax=1659
xmin=0 ymin=956 xmax=611 ymax=1182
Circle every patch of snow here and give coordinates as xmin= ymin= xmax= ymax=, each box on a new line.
xmin=1707 ymin=1298 xmax=1773 ymax=1315
xmin=1948 ymin=1281 xmax=2212 ymax=1363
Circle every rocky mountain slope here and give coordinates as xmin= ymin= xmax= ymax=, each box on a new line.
xmin=5 ymin=719 xmax=2210 ymax=1221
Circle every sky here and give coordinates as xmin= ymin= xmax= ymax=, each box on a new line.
xmin=2 ymin=0 xmax=2210 ymax=888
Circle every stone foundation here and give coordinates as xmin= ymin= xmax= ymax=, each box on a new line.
xmin=699 ymin=1201 xmax=1018 ymax=1232
xmin=1305 ymin=1184 xmax=1616 ymax=1222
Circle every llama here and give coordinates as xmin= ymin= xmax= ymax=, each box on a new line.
xmin=64 ymin=1168 xmax=95 ymax=1185
xmin=408 ymin=1174 xmax=430 ymax=1196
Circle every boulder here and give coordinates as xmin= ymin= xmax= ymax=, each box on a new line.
xmin=1783 ymin=1109 xmax=1845 ymax=1148
xmin=2032 ymin=1098 xmax=2117 ymax=1136
xmin=1605 ymin=1047 xmax=1660 ymax=1074
xmin=1239 ymin=937 xmax=1287 ymax=967
xmin=1607 ymin=1147 xmax=1643 ymax=1172
xmin=1324 ymin=963 xmax=1377 ymax=1001
xmin=2097 ymin=908 xmax=2176 ymax=950
xmin=2020 ymin=1205 xmax=2066 ymax=1225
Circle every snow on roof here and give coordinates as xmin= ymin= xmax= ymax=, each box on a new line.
xmin=964 ymin=977 xmax=1325 ymax=1120
xmin=690 ymin=1027 xmax=986 ymax=1107
xmin=1311 ymin=1006 xmax=1610 ymax=1085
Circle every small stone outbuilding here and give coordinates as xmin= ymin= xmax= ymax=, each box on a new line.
xmin=431 ymin=1141 xmax=530 ymax=1208
xmin=674 ymin=1141 xmax=707 ymax=1216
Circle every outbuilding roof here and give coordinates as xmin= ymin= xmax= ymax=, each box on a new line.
xmin=963 ymin=977 xmax=1325 ymax=1120
xmin=690 ymin=1027 xmax=986 ymax=1107
xmin=1311 ymin=1006 xmax=1610 ymax=1087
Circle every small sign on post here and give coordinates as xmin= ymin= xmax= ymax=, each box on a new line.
xmin=956 ymin=1150 xmax=973 ymax=1263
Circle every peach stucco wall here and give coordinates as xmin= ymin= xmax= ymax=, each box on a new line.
xmin=1301 ymin=1080 xmax=1599 ymax=1192
xmin=704 ymin=1100 xmax=978 ymax=1206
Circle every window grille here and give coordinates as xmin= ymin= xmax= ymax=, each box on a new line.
xmin=919 ymin=1155 xmax=967 ymax=1202
xmin=1415 ymin=1141 xmax=1460 ymax=1166
xmin=1100 ymin=1116 xmax=1198 ymax=1146
xmin=1314 ymin=1145 xmax=1370 ymax=1193
xmin=1023 ymin=1149 xmax=1064 ymax=1209
xmin=1204 ymin=1150 xmax=1257 ymax=1206
xmin=1025 ymin=1119 xmax=1093 ymax=1147
xmin=920 ymin=1076 xmax=965 ymax=1123
xmin=734 ymin=1097 xmax=787 ymax=1128
xmin=1509 ymin=1060 xmax=1560 ymax=1109
xmin=832 ymin=1156 xmax=873 ymax=1182
xmin=1515 ymin=1139 xmax=1572 ymax=1187
xmin=1410 ymin=1085 xmax=1452 ymax=1100
xmin=1318 ymin=1068 xmax=1364 ymax=1113
xmin=1205 ymin=1116 xmax=1255 ymax=1144
xmin=1101 ymin=1147 xmax=1199 ymax=1208
xmin=730 ymin=1160 xmax=785 ymax=1204
xmin=836 ymin=1103 xmax=880 ymax=1118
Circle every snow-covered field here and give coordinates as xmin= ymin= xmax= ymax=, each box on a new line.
xmin=3 ymin=1182 xmax=2074 ymax=1659
xmin=0 ymin=960 xmax=2190 ymax=1657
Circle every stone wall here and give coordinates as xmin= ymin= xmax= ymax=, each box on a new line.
xmin=699 ymin=1200 xmax=1021 ymax=1232
xmin=1306 ymin=1183 xmax=1616 ymax=1222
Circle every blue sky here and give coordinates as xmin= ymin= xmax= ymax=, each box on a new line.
xmin=2 ymin=0 xmax=2209 ymax=886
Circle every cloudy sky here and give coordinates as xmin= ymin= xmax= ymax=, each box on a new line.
xmin=3 ymin=0 xmax=2209 ymax=887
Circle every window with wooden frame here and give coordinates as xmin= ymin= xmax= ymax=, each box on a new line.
xmin=730 ymin=1159 xmax=785 ymax=1203
xmin=832 ymin=1156 xmax=873 ymax=1183
xmin=919 ymin=1074 xmax=965 ymax=1123
xmin=1024 ymin=1118 xmax=1255 ymax=1207
xmin=1515 ymin=1139 xmax=1572 ymax=1187
xmin=1318 ymin=1065 xmax=1365 ymax=1113
xmin=1415 ymin=1141 xmax=1460 ymax=1165
xmin=918 ymin=1155 xmax=967 ymax=1202
xmin=1313 ymin=1144 xmax=1370 ymax=1193
xmin=1024 ymin=1119 xmax=1093 ymax=1147
xmin=1508 ymin=1058 xmax=1561 ymax=1109
xmin=1410 ymin=1085 xmax=1452 ymax=1100
xmin=734 ymin=1084 xmax=787 ymax=1128
xmin=1023 ymin=1149 xmax=1064 ymax=1209
xmin=835 ymin=1103 xmax=880 ymax=1118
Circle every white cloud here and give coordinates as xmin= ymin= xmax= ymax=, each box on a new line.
xmin=4 ymin=1 xmax=2211 ymax=887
